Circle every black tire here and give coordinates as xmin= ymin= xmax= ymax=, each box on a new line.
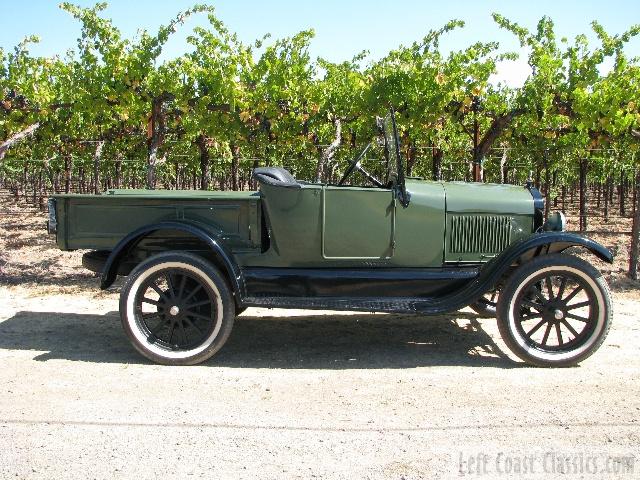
xmin=497 ymin=254 xmax=611 ymax=367
xmin=119 ymin=251 xmax=235 ymax=366
xmin=470 ymin=290 xmax=499 ymax=318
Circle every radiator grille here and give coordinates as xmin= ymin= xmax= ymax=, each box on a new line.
xmin=449 ymin=215 xmax=512 ymax=254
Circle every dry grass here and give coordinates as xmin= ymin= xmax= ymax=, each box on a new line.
xmin=561 ymin=201 xmax=640 ymax=295
xmin=0 ymin=193 xmax=107 ymax=296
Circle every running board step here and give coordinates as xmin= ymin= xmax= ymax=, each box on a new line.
xmin=241 ymin=296 xmax=459 ymax=315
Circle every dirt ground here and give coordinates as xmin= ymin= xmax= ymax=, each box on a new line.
xmin=1 ymin=196 xmax=639 ymax=479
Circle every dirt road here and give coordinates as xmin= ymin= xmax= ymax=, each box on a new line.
xmin=0 ymin=283 xmax=638 ymax=479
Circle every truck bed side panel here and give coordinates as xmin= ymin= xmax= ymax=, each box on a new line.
xmin=55 ymin=193 xmax=261 ymax=252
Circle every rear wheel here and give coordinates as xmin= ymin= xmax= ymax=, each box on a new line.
xmin=497 ymin=254 xmax=611 ymax=367
xmin=120 ymin=252 xmax=235 ymax=365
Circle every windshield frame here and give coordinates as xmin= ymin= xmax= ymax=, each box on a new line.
xmin=379 ymin=109 xmax=410 ymax=207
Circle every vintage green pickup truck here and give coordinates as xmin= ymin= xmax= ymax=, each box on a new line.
xmin=48 ymin=113 xmax=613 ymax=366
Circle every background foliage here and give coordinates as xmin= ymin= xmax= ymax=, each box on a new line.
xmin=1 ymin=3 xmax=640 ymax=274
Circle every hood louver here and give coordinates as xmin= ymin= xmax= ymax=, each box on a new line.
xmin=449 ymin=215 xmax=512 ymax=254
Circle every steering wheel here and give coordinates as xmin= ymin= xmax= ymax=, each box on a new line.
xmin=337 ymin=157 xmax=362 ymax=186
xmin=337 ymin=143 xmax=384 ymax=187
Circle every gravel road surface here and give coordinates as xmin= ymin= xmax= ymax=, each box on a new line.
xmin=0 ymin=287 xmax=638 ymax=479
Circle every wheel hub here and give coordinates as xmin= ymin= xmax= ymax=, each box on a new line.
xmin=169 ymin=305 xmax=180 ymax=316
xmin=540 ymin=300 xmax=566 ymax=323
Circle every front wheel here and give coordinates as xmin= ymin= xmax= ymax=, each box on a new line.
xmin=120 ymin=252 xmax=235 ymax=365
xmin=497 ymin=254 xmax=611 ymax=367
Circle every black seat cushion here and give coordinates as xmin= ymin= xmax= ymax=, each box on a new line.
xmin=252 ymin=167 xmax=300 ymax=188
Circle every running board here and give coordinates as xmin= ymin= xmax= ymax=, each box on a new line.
xmin=241 ymin=295 xmax=462 ymax=315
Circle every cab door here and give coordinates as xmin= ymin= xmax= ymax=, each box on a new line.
xmin=321 ymin=186 xmax=395 ymax=259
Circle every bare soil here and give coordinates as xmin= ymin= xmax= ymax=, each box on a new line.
xmin=1 ymin=195 xmax=639 ymax=479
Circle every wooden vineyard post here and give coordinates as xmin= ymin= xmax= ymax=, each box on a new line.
xmin=629 ymin=170 xmax=640 ymax=280
xmin=579 ymin=158 xmax=588 ymax=232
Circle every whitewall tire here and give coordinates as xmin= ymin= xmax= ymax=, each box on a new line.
xmin=497 ymin=254 xmax=611 ymax=367
xmin=119 ymin=251 xmax=235 ymax=365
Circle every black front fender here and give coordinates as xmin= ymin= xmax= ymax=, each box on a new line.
xmin=472 ymin=231 xmax=613 ymax=293
xmin=411 ymin=232 xmax=613 ymax=314
xmin=99 ymin=221 xmax=243 ymax=296
xmin=500 ymin=232 xmax=613 ymax=265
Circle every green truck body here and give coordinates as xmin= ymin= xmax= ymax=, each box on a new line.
xmin=52 ymin=179 xmax=534 ymax=268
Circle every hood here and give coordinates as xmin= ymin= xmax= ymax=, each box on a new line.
xmin=443 ymin=181 xmax=533 ymax=215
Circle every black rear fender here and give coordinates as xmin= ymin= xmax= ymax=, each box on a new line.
xmin=99 ymin=221 xmax=243 ymax=298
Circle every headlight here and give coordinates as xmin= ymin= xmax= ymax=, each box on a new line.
xmin=544 ymin=211 xmax=566 ymax=232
